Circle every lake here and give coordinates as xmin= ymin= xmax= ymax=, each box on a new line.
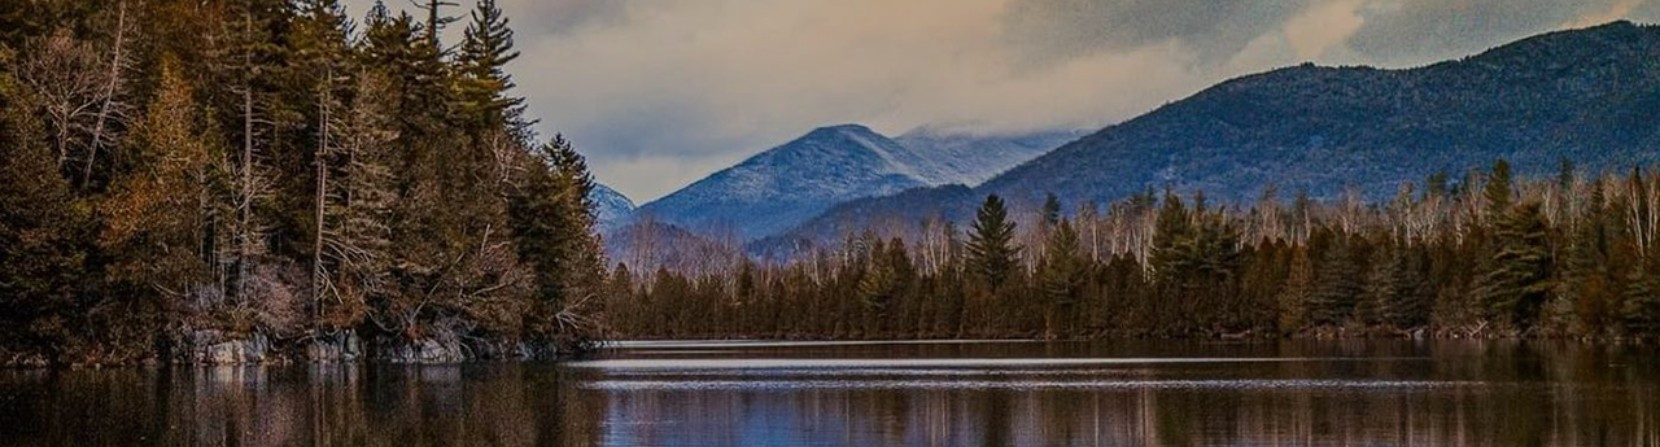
xmin=1 ymin=339 xmax=1658 ymax=446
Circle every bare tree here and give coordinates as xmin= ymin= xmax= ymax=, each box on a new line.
xmin=83 ymin=0 xmax=138 ymax=188
xmin=15 ymin=29 xmax=107 ymax=170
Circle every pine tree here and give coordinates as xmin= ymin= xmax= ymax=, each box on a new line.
xmin=1150 ymin=192 xmax=1193 ymax=283
xmin=1310 ymin=235 xmax=1362 ymax=327
xmin=508 ymin=135 xmax=607 ymax=349
xmin=1277 ymin=246 xmax=1315 ymax=333
xmin=1479 ymin=202 xmax=1553 ymax=331
xmin=967 ymin=194 xmax=1019 ymax=290
xmin=1038 ymin=219 xmax=1086 ymax=338
xmin=1621 ymin=268 xmax=1660 ymax=337
xmin=1485 ymin=158 xmax=1514 ymax=220
xmin=1040 ymin=193 xmax=1062 ymax=229
xmin=857 ymin=238 xmax=912 ymax=332
xmin=455 ymin=0 xmax=526 ymax=131
xmin=318 ymin=71 xmax=399 ymax=329
xmin=0 ymin=72 xmax=89 ymax=358
xmin=1362 ymin=244 xmax=1432 ymax=330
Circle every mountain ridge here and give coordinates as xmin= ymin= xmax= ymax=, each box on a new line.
xmin=630 ymin=123 xmax=1077 ymax=240
xmin=768 ymin=20 xmax=1660 ymax=253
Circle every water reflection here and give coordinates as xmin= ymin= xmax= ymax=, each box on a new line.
xmin=0 ymin=340 xmax=1656 ymax=446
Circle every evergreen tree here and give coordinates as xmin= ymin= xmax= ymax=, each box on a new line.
xmin=1038 ymin=219 xmax=1086 ymax=338
xmin=1309 ymin=235 xmax=1362 ymax=326
xmin=1040 ymin=193 xmax=1062 ymax=228
xmin=0 ymin=72 xmax=88 ymax=358
xmin=1479 ymin=202 xmax=1553 ymax=330
xmin=966 ymin=194 xmax=1019 ymax=290
xmin=1150 ymin=192 xmax=1193 ymax=283
xmin=508 ymin=135 xmax=607 ymax=349
xmin=857 ymin=238 xmax=913 ymax=334
xmin=455 ymin=0 xmax=525 ymax=131
xmin=318 ymin=71 xmax=399 ymax=329
xmin=1485 ymin=158 xmax=1514 ymax=219
xmin=1277 ymin=246 xmax=1315 ymax=332
xmin=1362 ymin=244 xmax=1432 ymax=330
xmin=1621 ymin=268 xmax=1660 ymax=336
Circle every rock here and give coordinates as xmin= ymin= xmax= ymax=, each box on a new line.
xmin=306 ymin=330 xmax=364 ymax=362
xmin=189 ymin=330 xmax=269 ymax=364
xmin=382 ymin=334 xmax=468 ymax=364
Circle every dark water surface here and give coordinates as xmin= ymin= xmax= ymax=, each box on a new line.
xmin=2 ymin=339 xmax=1659 ymax=446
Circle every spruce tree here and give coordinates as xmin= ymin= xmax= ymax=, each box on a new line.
xmin=1622 ymin=269 xmax=1660 ymax=337
xmin=1310 ymin=235 xmax=1362 ymax=326
xmin=1150 ymin=192 xmax=1193 ymax=283
xmin=1479 ymin=202 xmax=1553 ymax=330
xmin=1485 ymin=158 xmax=1514 ymax=219
xmin=455 ymin=0 xmax=525 ymax=131
xmin=0 ymin=73 xmax=88 ymax=357
xmin=967 ymin=194 xmax=1019 ymax=290
xmin=1038 ymin=219 xmax=1086 ymax=338
xmin=508 ymin=135 xmax=607 ymax=349
xmin=1277 ymin=246 xmax=1315 ymax=332
xmin=1362 ymin=244 xmax=1432 ymax=330
xmin=1040 ymin=193 xmax=1062 ymax=229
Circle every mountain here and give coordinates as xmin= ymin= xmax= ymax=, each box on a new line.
xmin=890 ymin=127 xmax=1086 ymax=186
xmin=588 ymin=183 xmax=635 ymax=232
xmin=633 ymin=124 xmax=1078 ymax=240
xmin=748 ymin=184 xmax=978 ymax=261
xmin=779 ymin=21 xmax=1660 ymax=247
xmin=983 ymin=21 xmax=1660 ymax=205
xmin=633 ymin=124 xmax=929 ymax=240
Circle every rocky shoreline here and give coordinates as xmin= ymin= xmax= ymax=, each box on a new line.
xmin=2 ymin=329 xmax=584 ymax=367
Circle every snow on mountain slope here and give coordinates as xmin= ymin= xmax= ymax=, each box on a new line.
xmin=631 ymin=124 xmax=1082 ymax=240
xmin=588 ymin=183 xmax=635 ymax=232
xmin=634 ymin=124 xmax=929 ymax=240
xmin=893 ymin=127 xmax=1087 ymax=186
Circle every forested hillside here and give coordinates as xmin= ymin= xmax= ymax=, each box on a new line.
xmin=786 ymin=21 xmax=1660 ymax=249
xmin=0 ymin=0 xmax=608 ymax=364
xmin=612 ymin=161 xmax=1660 ymax=341
xmin=984 ymin=21 xmax=1660 ymax=205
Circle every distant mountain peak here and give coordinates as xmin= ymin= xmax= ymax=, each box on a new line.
xmin=631 ymin=122 xmax=1080 ymax=240
xmin=589 ymin=183 xmax=635 ymax=232
xmin=977 ymin=20 xmax=1660 ymax=205
xmin=808 ymin=123 xmax=878 ymax=135
xmin=768 ymin=22 xmax=1660 ymax=260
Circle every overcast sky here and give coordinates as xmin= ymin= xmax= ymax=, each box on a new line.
xmin=344 ymin=0 xmax=1660 ymax=203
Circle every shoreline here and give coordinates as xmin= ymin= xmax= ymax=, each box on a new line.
xmin=8 ymin=330 xmax=1653 ymax=368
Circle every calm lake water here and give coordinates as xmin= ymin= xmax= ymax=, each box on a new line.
xmin=2 ymin=339 xmax=1659 ymax=446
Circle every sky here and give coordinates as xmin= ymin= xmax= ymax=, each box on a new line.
xmin=344 ymin=0 xmax=1660 ymax=203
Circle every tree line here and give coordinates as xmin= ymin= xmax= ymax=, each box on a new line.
xmin=607 ymin=160 xmax=1660 ymax=341
xmin=0 ymin=0 xmax=607 ymax=364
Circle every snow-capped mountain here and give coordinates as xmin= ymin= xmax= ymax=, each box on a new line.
xmin=892 ymin=127 xmax=1086 ymax=186
xmin=588 ymin=183 xmax=635 ymax=232
xmin=769 ymin=21 xmax=1660 ymax=257
xmin=633 ymin=124 xmax=929 ymax=240
xmin=632 ymin=124 xmax=1081 ymax=240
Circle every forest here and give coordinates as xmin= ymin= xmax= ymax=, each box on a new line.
xmin=0 ymin=0 xmax=609 ymax=365
xmin=6 ymin=1 xmax=1660 ymax=368
xmin=608 ymin=160 xmax=1660 ymax=342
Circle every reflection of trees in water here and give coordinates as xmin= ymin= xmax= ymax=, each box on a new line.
xmin=561 ymin=382 xmax=1660 ymax=446
xmin=0 ymin=364 xmax=607 ymax=446
xmin=2 ymin=343 xmax=1660 ymax=446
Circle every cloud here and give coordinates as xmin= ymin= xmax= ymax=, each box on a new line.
xmin=343 ymin=0 xmax=1660 ymax=202
xmin=1001 ymin=0 xmax=1310 ymax=68
xmin=509 ymin=0 xmax=1214 ymax=201
xmin=1342 ymin=0 xmax=1654 ymax=67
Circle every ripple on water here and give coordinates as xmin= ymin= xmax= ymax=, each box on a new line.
xmin=582 ymin=378 xmax=1492 ymax=392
